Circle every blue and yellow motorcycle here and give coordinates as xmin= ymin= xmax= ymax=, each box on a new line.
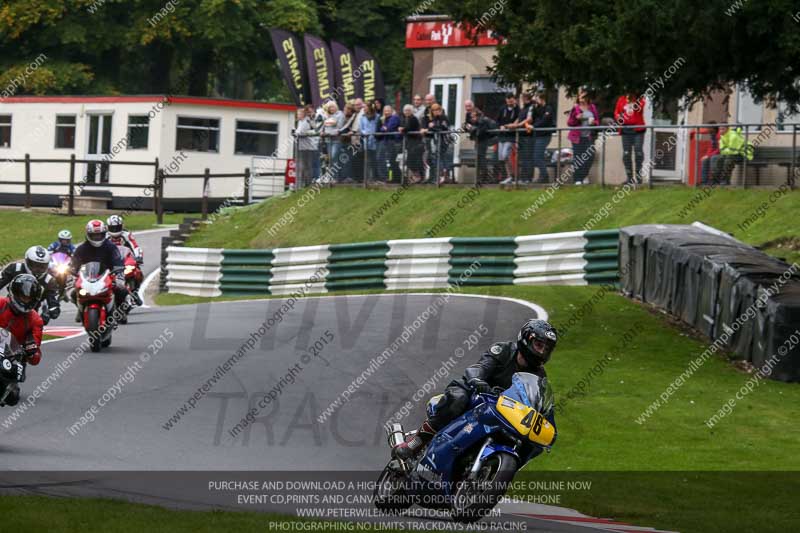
xmin=375 ymin=372 xmax=557 ymax=523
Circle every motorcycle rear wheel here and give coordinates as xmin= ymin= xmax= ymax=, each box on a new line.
xmin=374 ymin=463 xmax=413 ymax=514
xmin=450 ymin=452 xmax=518 ymax=523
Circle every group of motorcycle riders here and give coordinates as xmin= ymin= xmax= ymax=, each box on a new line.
xmin=0 ymin=215 xmax=142 ymax=406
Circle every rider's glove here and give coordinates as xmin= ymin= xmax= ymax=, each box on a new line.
xmin=467 ymin=378 xmax=492 ymax=394
xmin=24 ymin=341 xmax=40 ymax=366
xmin=49 ymin=306 xmax=60 ymax=320
xmin=491 ymin=386 xmax=506 ymax=396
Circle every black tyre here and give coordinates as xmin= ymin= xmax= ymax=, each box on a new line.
xmin=450 ymin=452 xmax=518 ymax=523
xmin=87 ymin=308 xmax=102 ymax=353
xmin=374 ymin=463 xmax=413 ymax=515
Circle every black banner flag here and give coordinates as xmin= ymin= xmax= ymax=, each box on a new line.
xmin=269 ymin=29 xmax=309 ymax=107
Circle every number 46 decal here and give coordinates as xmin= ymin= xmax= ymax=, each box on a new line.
xmin=520 ymin=410 xmax=544 ymax=435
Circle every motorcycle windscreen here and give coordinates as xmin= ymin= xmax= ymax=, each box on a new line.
xmin=80 ymin=261 xmax=103 ymax=281
xmin=496 ymin=373 xmax=556 ymax=446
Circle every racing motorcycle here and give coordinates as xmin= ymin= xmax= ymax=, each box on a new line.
xmin=117 ymin=245 xmax=143 ymax=322
xmin=48 ymin=251 xmax=72 ymax=302
xmin=74 ymin=262 xmax=115 ymax=352
xmin=374 ymin=372 xmax=556 ymax=523
xmin=0 ymin=328 xmax=27 ymax=407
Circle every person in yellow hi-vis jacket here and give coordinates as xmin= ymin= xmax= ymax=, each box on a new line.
xmin=710 ymin=125 xmax=754 ymax=184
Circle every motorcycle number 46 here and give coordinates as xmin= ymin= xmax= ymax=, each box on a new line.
xmin=495 ymin=396 xmax=556 ymax=447
xmin=520 ymin=410 xmax=544 ymax=436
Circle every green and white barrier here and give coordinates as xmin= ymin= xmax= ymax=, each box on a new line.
xmin=165 ymin=229 xmax=620 ymax=297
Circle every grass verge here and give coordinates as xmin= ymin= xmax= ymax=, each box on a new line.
xmin=0 ymin=211 xmax=190 ymax=262
xmin=185 ymin=187 xmax=800 ymax=264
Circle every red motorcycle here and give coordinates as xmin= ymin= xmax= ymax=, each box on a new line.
xmin=75 ymin=261 xmax=115 ymax=352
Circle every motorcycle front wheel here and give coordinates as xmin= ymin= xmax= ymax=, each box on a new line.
xmin=87 ymin=308 xmax=102 ymax=352
xmin=450 ymin=451 xmax=518 ymax=523
xmin=374 ymin=462 xmax=413 ymax=515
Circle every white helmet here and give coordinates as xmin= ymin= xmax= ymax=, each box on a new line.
xmin=107 ymin=215 xmax=124 ymax=237
xmin=58 ymin=229 xmax=72 ymax=247
xmin=86 ymin=219 xmax=107 ymax=247
xmin=25 ymin=245 xmax=51 ymax=278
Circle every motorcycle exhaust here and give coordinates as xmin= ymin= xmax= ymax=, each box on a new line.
xmin=385 ymin=423 xmax=406 ymax=448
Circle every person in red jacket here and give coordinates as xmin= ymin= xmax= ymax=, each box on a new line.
xmin=0 ymin=274 xmax=44 ymax=406
xmin=614 ymin=93 xmax=646 ymax=184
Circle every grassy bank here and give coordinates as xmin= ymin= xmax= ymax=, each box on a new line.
xmin=185 ymin=187 xmax=800 ymax=263
xmin=0 ymin=211 xmax=189 ymax=261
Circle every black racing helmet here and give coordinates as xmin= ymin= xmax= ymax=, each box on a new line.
xmin=9 ymin=274 xmax=40 ymax=314
xmin=517 ymin=319 xmax=558 ymax=366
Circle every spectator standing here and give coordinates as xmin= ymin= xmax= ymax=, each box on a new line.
xmin=322 ymin=101 xmax=344 ymax=181
xmin=295 ymin=108 xmax=318 ymax=187
xmin=351 ymin=98 xmax=366 ymax=180
xmin=529 ymin=91 xmax=555 ymax=183
xmin=304 ymin=104 xmax=323 ymax=182
xmin=614 ymin=93 xmax=646 ymax=184
xmin=359 ymin=102 xmax=380 ymax=182
xmin=422 ymin=103 xmax=452 ymax=183
xmin=412 ymin=94 xmax=426 ymax=122
xmin=566 ymin=91 xmax=600 ymax=185
xmin=377 ymin=105 xmax=401 ymax=182
xmin=509 ymin=92 xmax=534 ymax=182
xmin=400 ymin=105 xmax=424 ymax=182
xmin=700 ymin=122 xmax=720 ymax=184
xmin=470 ymin=108 xmax=498 ymax=184
xmin=422 ymin=94 xmax=440 ymax=182
xmin=497 ymin=93 xmax=520 ymax=184
xmin=337 ymin=103 xmax=358 ymax=181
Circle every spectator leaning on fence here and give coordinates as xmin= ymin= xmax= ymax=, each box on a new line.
xmin=529 ymin=91 xmax=555 ymax=183
xmin=614 ymin=93 xmax=647 ymax=184
xmin=400 ymin=104 xmax=424 ymax=182
xmin=567 ymin=90 xmax=600 ymax=185
xmin=497 ymin=93 xmax=519 ymax=184
xmin=712 ymin=125 xmax=753 ymax=184
xmin=359 ymin=102 xmax=380 ymax=182
xmin=377 ymin=105 xmax=401 ymax=182
xmin=700 ymin=121 xmax=720 ymax=185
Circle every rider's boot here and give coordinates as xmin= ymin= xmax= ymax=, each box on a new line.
xmin=392 ymin=420 xmax=436 ymax=461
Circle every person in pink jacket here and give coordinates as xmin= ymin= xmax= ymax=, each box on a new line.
xmin=567 ymin=91 xmax=600 ymax=184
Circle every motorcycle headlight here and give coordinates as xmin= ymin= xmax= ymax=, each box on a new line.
xmin=124 ymin=265 xmax=134 ymax=275
xmin=79 ymin=289 xmax=87 ymax=296
xmin=57 ymin=264 xmax=69 ymax=275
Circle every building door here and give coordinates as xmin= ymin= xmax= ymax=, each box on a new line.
xmin=430 ymin=77 xmax=463 ymax=168
xmin=647 ymin=98 xmax=687 ymax=182
xmin=85 ymin=113 xmax=113 ymax=184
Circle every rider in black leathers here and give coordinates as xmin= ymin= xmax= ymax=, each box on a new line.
xmin=392 ymin=319 xmax=558 ymax=461
xmin=70 ymin=220 xmax=128 ymax=323
xmin=0 ymin=246 xmax=61 ymax=325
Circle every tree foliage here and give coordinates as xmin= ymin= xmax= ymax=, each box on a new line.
xmin=0 ymin=0 xmax=418 ymax=100
xmin=436 ymin=0 xmax=800 ymax=108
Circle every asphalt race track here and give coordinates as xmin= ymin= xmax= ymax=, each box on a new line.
xmin=0 ymin=230 xmax=666 ymax=532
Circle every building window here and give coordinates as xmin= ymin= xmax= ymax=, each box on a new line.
xmin=127 ymin=115 xmax=149 ymax=149
xmin=55 ymin=115 xmax=76 ymax=149
xmin=234 ymin=120 xmax=278 ymax=156
xmin=471 ymin=77 xmax=514 ymax=121
xmin=736 ymin=87 xmax=764 ymax=130
xmin=176 ymin=117 xmax=220 ymax=152
xmin=0 ymin=115 xmax=11 ymax=148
